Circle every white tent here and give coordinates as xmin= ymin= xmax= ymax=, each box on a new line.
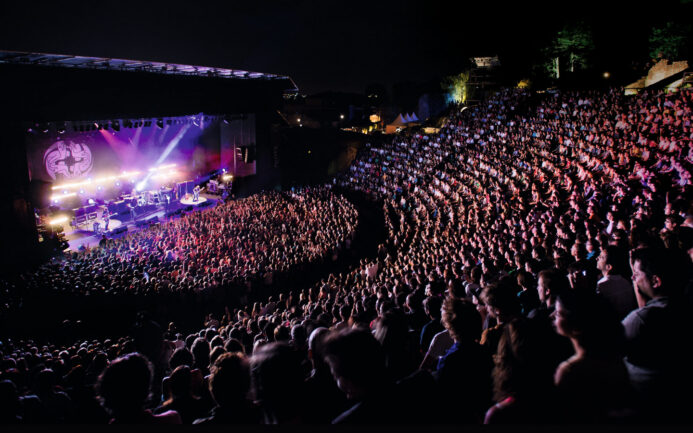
xmin=403 ymin=113 xmax=413 ymax=123
xmin=386 ymin=113 xmax=408 ymax=134
xmin=390 ymin=113 xmax=407 ymax=126
xmin=409 ymin=112 xmax=419 ymax=122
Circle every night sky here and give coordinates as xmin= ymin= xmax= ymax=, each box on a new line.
xmin=1 ymin=0 xmax=689 ymax=94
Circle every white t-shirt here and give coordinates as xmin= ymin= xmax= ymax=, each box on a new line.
xmin=426 ymin=329 xmax=454 ymax=360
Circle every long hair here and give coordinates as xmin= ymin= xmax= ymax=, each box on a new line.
xmin=492 ymin=318 xmax=556 ymax=402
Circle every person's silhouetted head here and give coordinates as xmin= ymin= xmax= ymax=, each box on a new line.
xmin=554 ymin=290 xmax=624 ymax=356
xmin=209 ymin=352 xmax=250 ymax=407
xmin=250 ymin=342 xmax=305 ymax=423
xmin=98 ymin=352 xmax=153 ymax=417
xmin=169 ymin=347 xmax=194 ymax=370
xmin=442 ymin=296 xmax=482 ymax=343
xmin=167 ymin=365 xmax=193 ymax=400
xmin=323 ymin=328 xmax=388 ymax=400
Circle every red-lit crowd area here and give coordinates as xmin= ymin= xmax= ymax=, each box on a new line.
xmin=1 ymin=88 xmax=692 ymax=425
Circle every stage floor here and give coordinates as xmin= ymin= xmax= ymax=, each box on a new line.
xmin=71 ymin=218 xmax=123 ymax=233
xmin=64 ymin=194 xmax=219 ymax=252
xmin=180 ymin=196 xmax=207 ymax=206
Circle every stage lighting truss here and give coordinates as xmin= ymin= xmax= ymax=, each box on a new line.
xmin=57 ymin=114 xmax=228 ymax=134
xmin=0 ymin=51 xmax=298 ymax=93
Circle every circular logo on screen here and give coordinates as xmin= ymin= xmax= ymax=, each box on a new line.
xmin=43 ymin=140 xmax=93 ymax=180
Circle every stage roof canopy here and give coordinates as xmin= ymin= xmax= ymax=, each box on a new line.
xmin=0 ymin=50 xmax=298 ymax=92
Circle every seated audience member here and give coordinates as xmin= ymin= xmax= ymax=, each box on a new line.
xmin=529 ymin=268 xmax=569 ymax=322
xmin=0 ymin=380 xmax=23 ymax=423
xmin=303 ymin=328 xmax=349 ymax=423
xmin=622 ymin=247 xmax=693 ymax=421
xmin=190 ymin=338 xmax=210 ymax=377
xmin=553 ymin=290 xmax=634 ymax=422
xmin=419 ymin=296 xmax=444 ymax=354
xmin=155 ymin=365 xmax=207 ymax=424
xmin=63 ymin=365 xmax=109 ymax=423
xmin=480 ymin=277 xmax=522 ymax=354
xmin=98 ymin=353 xmax=181 ymax=424
xmin=419 ymin=328 xmax=454 ymax=371
xmin=193 ymin=352 xmax=261 ymax=424
xmin=168 ymin=347 xmax=194 ymax=370
xmin=374 ymin=309 xmax=419 ymax=381
xmin=323 ymin=328 xmax=401 ymax=424
xmin=32 ymin=368 xmax=74 ymax=422
xmin=515 ymin=270 xmax=540 ymax=315
xmin=596 ymin=246 xmax=637 ymax=319
xmin=250 ymin=342 xmax=307 ymax=424
xmin=484 ymin=318 xmax=562 ymax=424
xmin=436 ymin=296 xmax=493 ymax=424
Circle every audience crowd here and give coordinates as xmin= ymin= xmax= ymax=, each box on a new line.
xmin=1 ymin=86 xmax=693 ymax=425
xmin=1 ymin=188 xmax=357 ymax=311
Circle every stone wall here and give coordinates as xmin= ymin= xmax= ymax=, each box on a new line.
xmin=645 ymin=59 xmax=689 ymax=87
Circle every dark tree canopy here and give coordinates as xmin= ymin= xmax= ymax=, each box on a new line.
xmin=649 ymin=21 xmax=691 ymax=60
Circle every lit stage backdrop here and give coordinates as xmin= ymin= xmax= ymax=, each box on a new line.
xmin=26 ymin=113 xmax=256 ymax=186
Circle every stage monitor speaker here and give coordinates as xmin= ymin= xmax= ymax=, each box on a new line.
xmin=111 ymin=226 xmax=128 ymax=235
xmin=108 ymin=200 xmax=128 ymax=215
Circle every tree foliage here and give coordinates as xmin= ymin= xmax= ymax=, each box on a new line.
xmin=441 ymin=72 xmax=468 ymax=104
xmin=442 ymin=71 xmax=470 ymax=104
xmin=649 ymin=21 xmax=691 ymax=60
xmin=542 ymin=22 xmax=595 ymax=78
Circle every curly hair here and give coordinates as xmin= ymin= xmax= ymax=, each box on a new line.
xmin=97 ymin=352 xmax=152 ymax=414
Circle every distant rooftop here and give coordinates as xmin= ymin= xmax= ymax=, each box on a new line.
xmin=0 ymin=50 xmax=298 ymax=92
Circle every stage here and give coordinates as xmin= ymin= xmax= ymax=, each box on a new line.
xmin=180 ymin=196 xmax=208 ymax=206
xmin=63 ymin=194 xmax=220 ymax=252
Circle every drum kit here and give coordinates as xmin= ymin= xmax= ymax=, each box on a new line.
xmin=123 ymin=187 xmax=171 ymax=208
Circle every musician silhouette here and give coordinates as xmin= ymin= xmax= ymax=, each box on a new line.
xmin=103 ymin=209 xmax=110 ymax=231
xmin=129 ymin=202 xmax=137 ymax=221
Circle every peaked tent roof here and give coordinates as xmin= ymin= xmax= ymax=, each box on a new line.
xmin=390 ymin=113 xmax=407 ymax=126
xmin=409 ymin=112 xmax=419 ymax=122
